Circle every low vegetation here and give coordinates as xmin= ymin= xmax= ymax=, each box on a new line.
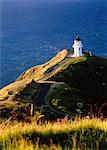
xmin=16 ymin=49 xmax=68 ymax=81
xmin=0 ymin=50 xmax=107 ymax=149
xmin=0 ymin=117 xmax=107 ymax=150
xmin=45 ymin=83 xmax=86 ymax=117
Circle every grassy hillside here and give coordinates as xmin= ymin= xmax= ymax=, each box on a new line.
xmin=0 ymin=49 xmax=88 ymax=120
xmin=16 ymin=49 xmax=68 ymax=81
xmin=0 ymin=50 xmax=107 ymax=150
xmin=0 ymin=118 xmax=107 ymax=150
xmin=0 ymin=49 xmax=107 ymax=120
xmin=45 ymin=55 xmax=107 ymax=117
xmin=45 ymin=83 xmax=86 ymax=117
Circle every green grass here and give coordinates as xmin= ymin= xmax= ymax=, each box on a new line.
xmin=38 ymin=56 xmax=88 ymax=82
xmin=45 ymin=84 xmax=73 ymax=116
xmin=45 ymin=83 xmax=85 ymax=117
xmin=0 ymin=52 xmax=88 ymax=120
xmin=0 ymin=117 xmax=107 ymax=150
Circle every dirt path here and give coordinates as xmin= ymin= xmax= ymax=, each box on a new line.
xmin=37 ymin=57 xmax=71 ymax=81
xmin=38 ymin=84 xmax=50 ymax=105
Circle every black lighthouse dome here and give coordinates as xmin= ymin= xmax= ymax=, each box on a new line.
xmin=75 ymin=35 xmax=81 ymax=41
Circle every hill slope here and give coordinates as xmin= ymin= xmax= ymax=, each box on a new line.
xmin=0 ymin=49 xmax=107 ymax=119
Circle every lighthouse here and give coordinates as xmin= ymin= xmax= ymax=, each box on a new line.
xmin=72 ymin=36 xmax=83 ymax=57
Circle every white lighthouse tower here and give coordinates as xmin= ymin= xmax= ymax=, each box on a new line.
xmin=72 ymin=35 xmax=83 ymax=57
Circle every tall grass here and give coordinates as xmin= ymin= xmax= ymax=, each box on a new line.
xmin=0 ymin=117 xmax=107 ymax=150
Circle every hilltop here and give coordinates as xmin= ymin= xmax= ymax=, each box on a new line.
xmin=0 ymin=49 xmax=107 ymax=120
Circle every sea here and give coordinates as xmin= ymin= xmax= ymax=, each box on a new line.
xmin=1 ymin=0 xmax=107 ymax=88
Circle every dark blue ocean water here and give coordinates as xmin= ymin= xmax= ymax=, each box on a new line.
xmin=1 ymin=0 xmax=107 ymax=88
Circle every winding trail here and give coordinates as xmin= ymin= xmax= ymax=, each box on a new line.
xmin=37 ymin=56 xmax=86 ymax=82
xmin=37 ymin=57 xmax=71 ymax=81
xmin=37 ymin=81 xmax=64 ymax=105
xmin=37 ymin=56 xmax=87 ymax=115
xmin=38 ymin=84 xmax=50 ymax=105
xmin=37 ymin=81 xmax=68 ymax=117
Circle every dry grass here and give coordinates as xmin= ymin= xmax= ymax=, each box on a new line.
xmin=17 ymin=49 xmax=68 ymax=81
xmin=38 ymin=56 xmax=87 ymax=82
xmin=0 ymin=117 xmax=107 ymax=150
xmin=0 ymin=79 xmax=32 ymax=101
